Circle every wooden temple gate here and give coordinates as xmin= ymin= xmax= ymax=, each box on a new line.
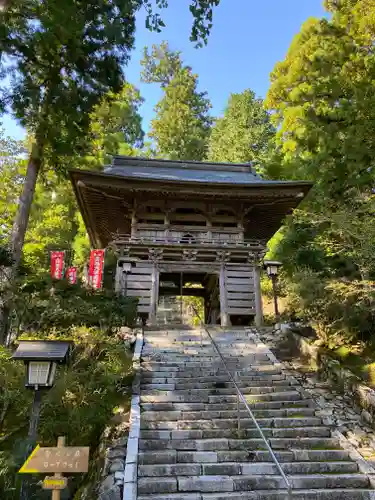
xmin=70 ymin=156 xmax=312 ymax=327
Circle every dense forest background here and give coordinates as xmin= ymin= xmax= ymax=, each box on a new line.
xmin=2 ymin=0 xmax=375 ymax=347
xmin=1 ymin=0 xmax=375 ymax=497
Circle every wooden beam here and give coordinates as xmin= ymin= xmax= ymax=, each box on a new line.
xmin=225 ymin=277 xmax=254 ymax=285
xmin=227 ymin=292 xmax=254 ymax=300
xmin=227 ymin=307 xmax=255 ymax=315
xmin=220 ymin=263 xmax=230 ymax=327
xmin=149 ymin=264 xmax=159 ymax=325
xmin=225 ymin=271 xmax=253 ymax=278
xmin=159 ymin=287 xmax=206 ymax=297
xmin=253 ymin=264 xmax=263 ymax=327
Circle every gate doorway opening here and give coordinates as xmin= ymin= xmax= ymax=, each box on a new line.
xmin=157 ymin=271 xmax=220 ymax=325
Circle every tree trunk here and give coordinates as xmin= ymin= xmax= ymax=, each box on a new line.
xmin=0 ymin=303 xmax=10 ymax=345
xmin=0 ymin=148 xmax=42 ymax=344
xmin=11 ymin=152 xmax=41 ymax=269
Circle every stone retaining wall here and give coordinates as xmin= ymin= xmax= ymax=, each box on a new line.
xmin=96 ymin=328 xmax=142 ymax=500
xmin=288 ymin=330 xmax=375 ymax=426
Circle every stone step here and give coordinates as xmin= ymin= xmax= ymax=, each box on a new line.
xmin=141 ymin=350 xmax=270 ymax=356
xmin=138 ymin=460 xmax=359 ymax=477
xmin=140 ymin=402 xmax=315 ymax=420
xmin=141 ymin=374 xmax=288 ymax=383
xmin=138 ymin=490 xmax=375 ymax=500
xmin=142 ymin=363 xmax=274 ymax=371
xmin=135 ymin=329 xmax=375 ymax=500
xmin=140 ymin=390 xmax=302 ymax=404
xmin=138 ymin=449 xmax=352 ymax=465
xmin=141 ymin=416 xmax=323 ymax=430
xmin=140 ymin=370 xmax=284 ymax=380
xmin=140 ymin=385 xmax=295 ymax=395
xmin=140 ymin=426 xmax=331 ymax=440
xmin=140 ymin=364 xmax=282 ymax=374
xmin=137 ymin=474 xmax=370 ymax=495
xmin=141 ymin=352 xmax=270 ymax=363
xmin=141 ymin=379 xmax=293 ymax=389
xmin=138 ymin=437 xmax=341 ymax=451
xmin=141 ymin=357 xmax=272 ymax=364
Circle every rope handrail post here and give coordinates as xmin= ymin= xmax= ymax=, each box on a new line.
xmin=190 ymin=304 xmax=292 ymax=500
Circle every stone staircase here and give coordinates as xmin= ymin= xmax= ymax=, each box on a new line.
xmin=135 ymin=327 xmax=375 ymax=499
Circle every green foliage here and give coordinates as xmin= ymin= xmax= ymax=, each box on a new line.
xmin=265 ymin=7 xmax=375 ymax=196
xmin=71 ymin=213 xmax=91 ymax=269
xmin=0 ymin=129 xmax=26 ymax=243
xmin=22 ymin=171 xmax=78 ymax=275
xmin=0 ymin=0 xmax=140 ymax=170
xmin=141 ymin=41 xmax=183 ymax=87
xmin=188 ymin=0 xmax=220 ymax=47
xmin=8 ymin=278 xmax=138 ymax=337
xmin=84 ymin=83 xmax=145 ymax=167
xmin=207 ymin=89 xmax=276 ymax=174
xmin=142 ymin=42 xmax=212 ymax=160
xmin=285 ymin=269 xmax=375 ymax=345
xmin=2 ymin=0 xmax=219 ymax=272
xmin=1 ymin=81 xmax=144 ymax=278
xmin=141 ymin=1 xmax=220 ymax=47
xmin=181 ymin=295 xmax=204 ymax=326
xmin=1 ymin=270 xmax=137 ymax=498
xmin=0 ymin=246 xmax=13 ymax=268
xmin=264 ymin=0 xmax=375 ymax=346
xmin=0 ymin=329 xmax=133 ymax=499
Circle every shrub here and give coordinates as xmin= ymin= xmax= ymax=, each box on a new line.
xmin=285 ymin=268 xmax=375 ymax=345
xmin=0 ymin=328 xmax=133 ymax=499
xmin=8 ymin=278 xmax=137 ymax=339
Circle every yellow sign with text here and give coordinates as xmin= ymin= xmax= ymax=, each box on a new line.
xmin=42 ymin=477 xmax=68 ymax=490
xmin=19 ymin=445 xmax=89 ymax=474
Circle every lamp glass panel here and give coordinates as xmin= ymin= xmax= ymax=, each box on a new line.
xmin=28 ymin=361 xmax=51 ymax=386
xmin=47 ymin=362 xmax=57 ymax=386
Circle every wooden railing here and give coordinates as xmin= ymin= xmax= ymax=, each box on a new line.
xmin=111 ymin=233 xmax=266 ymax=249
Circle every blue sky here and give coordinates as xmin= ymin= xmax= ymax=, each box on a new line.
xmin=2 ymin=0 xmax=326 ymax=140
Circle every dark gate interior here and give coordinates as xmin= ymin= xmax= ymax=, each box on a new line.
xmin=157 ymin=272 xmax=220 ymax=325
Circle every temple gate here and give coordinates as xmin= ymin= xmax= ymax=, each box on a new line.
xmin=70 ymin=157 xmax=312 ymax=326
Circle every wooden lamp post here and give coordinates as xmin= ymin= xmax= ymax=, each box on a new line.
xmin=264 ymin=261 xmax=282 ymax=323
xmin=12 ymin=340 xmax=72 ymax=500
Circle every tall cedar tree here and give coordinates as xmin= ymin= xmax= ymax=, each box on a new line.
xmin=0 ymin=0 xmax=220 ymax=270
xmin=141 ymin=42 xmax=212 ymax=160
xmin=1 ymin=83 xmax=144 ymax=275
xmin=0 ymin=1 xmax=220 ymax=341
xmin=265 ymin=1 xmax=375 ymax=197
xmin=207 ymin=89 xmax=275 ymax=174
xmin=264 ymin=0 xmax=375 ymax=332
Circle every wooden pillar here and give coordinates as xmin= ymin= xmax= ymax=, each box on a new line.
xmin=164 ymin=209 xmax=170 ymax=239
xmin=253 ymin=264 xmax=263 ymax=327
xmin=237 ymin=219 xmax=244 ymax=242
xmin=114 ymin=262 xmax=123 ymax=293
xmin=206 ymin=218 xmax=212 ymax=242
xmin=131 ymin=210 xmax=137 ymax=238
xmin=51 ymin=436 xmax=66 ymax=500
xmin=149 ymin=263 xmax=159 ymax=325
xmin=219 ymin=264 xmax=230 ymax=327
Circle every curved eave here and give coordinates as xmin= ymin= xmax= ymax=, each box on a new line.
xmin=70 ymin=168 xmax=313 ymax=192
xmin=69 ymin=169 xmax=313 ymax=248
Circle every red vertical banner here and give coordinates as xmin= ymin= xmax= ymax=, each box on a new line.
xmin=50 ymin=251 xmax=65 ymax=280
xmin=66 ymin=266 xmax=77 ymax=284
xmin=88 ymin=250 xmax=105 ymax=289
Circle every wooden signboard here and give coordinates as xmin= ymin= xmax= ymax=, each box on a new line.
xmin=19 ymin=444 xmax=89 ymax=474
xmin=19 ymin=436 xmax=89 ymax=500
